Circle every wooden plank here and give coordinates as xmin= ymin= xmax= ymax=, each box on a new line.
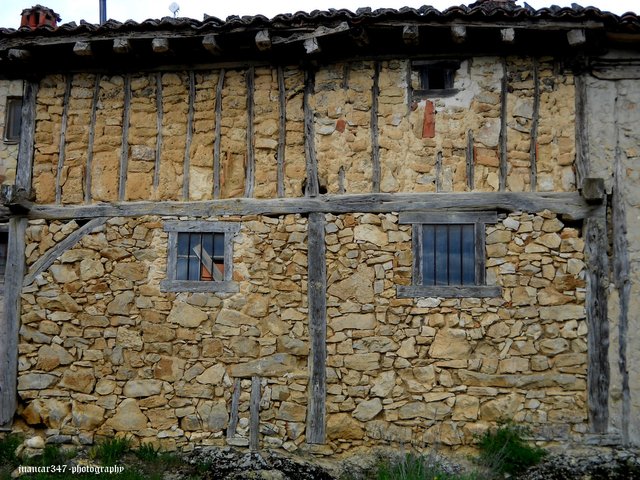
xmin=304 ymin=69 xmax=319 ymax=197
xmin=499 ymin=59 xmax=508 ymax=191
xmin=164 ymin=221 xmax=241 ymax=233
xmin=0 ymin=217 xmax=27 ymax=428
xmin=255 ymin=30 xmax=271 ymax=51
xmin=530 ymin=58 xmax=539 ymax=191
xmin=371 ymin=62 xmax=380 ymax=193
xmin=250 ymin=376 xmax=260 ymax=451
xmin=213 ymin=69 xmax=225 ymax=199
xmin=451 ymin=25 xmax=466 ymax=44
xmin=272 ymin=22 xmax=349 ymax=46
xmin=475 ymin=221 xmax=487 ymax=284
xmin=466 ymin=129 xmax=474 ymax=191
xmin=412 ymin=224 xmax=422 ymax=286
xmin=153 ymin=73 xmax=163 ymax=191
xmin=400 ymin=211 xmax=498 ymax=225
xmin=435 ymin=151 xmax=443 ymax=192
xmin=23 ymin=192 xmax=596 ymax=221
xmin=277 ymin=67 xmax=286 ymax=198
xmin=584 ymin=204 xmax=610 ymax=434
xmin=151 ymin=38 xmax=170 ymax=53
xmin=307 ymin=212 xmax=326 ymax=444
xmin=118 ymin=74 xmax=132 ymax=202
xmin=16 ymin=80 xmax=38 ymax=195
xmin=582 ymin=177 xmax=605 ymax=203
xmin=85 ymin=75 xmax=101 ymax=203
xmin=245 ymin=67 xmax=255 ymax=198
xmin=202 ymin=34 xmax=222 ymax=55
xmin=402 ymin=25 xmax=419 ymax=45
xmin=397 ymin=285 xmax=502 ymax=298
xmin=227 ymin=378 xmax=241 ymax=439
xmin=160 ymin=280 xmax=239 ymax=294
xmin=406 ymin=60 xmax=413 ymax=114
xmin=55 ymin=75 xmax=72 ymax=204
xmin=23 ymin=217 xmax=106 ymax=286
xmin=574 ymin=74 xmax=589 ymax=189
xmin=183 ymin=71 xmax=195 ymax=201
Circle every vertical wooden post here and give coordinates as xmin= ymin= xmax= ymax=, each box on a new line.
xmin=499 ymin=58 xmax=508 ymax=191
xmin=182 ymin=71 xmax=195 ymax=201
xmin=574 ymin=73 xmax=590 ymax=190
xmin=245 ymin=67 xmax=255 ymax=198
xmin=227 ymin=377 xmax=241 ymax=440
xmin=118 ymin=74 xmax=132 ymax=201
xmin=307 ymin=212 xmax=326 ymax=444
xmin=304 ymin=69 xmax=319 ymax=197
xmin=530 ymin=58 xmax=540 ymax=191
xmin=55 ymin=75 xmax=72 ymax=204
xmin=371 ymin=61 xmax=381 ymax=193
xmin=153 ymin=72 xmax=163 ymax=192
xmin=85 ymin=75 xmax=100 ymax=204
xmin=250 ymin=376 xmax=260 ymax=450
xmin=435 ymin=151 xmax=443 ymax=192
xmin=213 ymin=69 xmax=225 ymax=199
xmin=16 ymin=80 xmax=38 ymax=195
xmin=277 ymin=67 xmax=286 ymax=198
xmin=0 ymin=217 xmax=27 ymax=428
xmin=466 ymin=130 xmax=474 ymax=191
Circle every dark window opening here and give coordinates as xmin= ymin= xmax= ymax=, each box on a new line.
xmin=412 ymin=61 xmax=460 ymax=99
xmin=176 ymin=232 xmax=225 ymax=282
xmin=422 ymin=224 xmax=475 ymax=286
xmin=4 ymin=97 xmax=22 ymax=144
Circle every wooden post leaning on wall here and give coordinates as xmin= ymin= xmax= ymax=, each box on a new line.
xmin=499 ymin=58 xmax=508 ymax=191
xmin=16 ymin=80 xmax=38 ymax=196
xmin=213 ymin=70 xmax=225 ymax=199
xmin=0 ymin=217 xmax=27 ymax=428
xmin=530 ymin=59 xmax=540 ymax=191
xmin=85 ymin=75 xmax=101 ymax=203
xmin=277 ymin=67 xmax=286 ymax=198
xmin=153 ymin=72 xmax=163 ymax=191
xmin=307 ymin=212 xmax=327 ymax=444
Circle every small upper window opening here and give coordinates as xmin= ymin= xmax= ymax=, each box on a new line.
xmin=412 ymin=61 xmax=460 ymax=98
xmin=3 ymin=97 xmax=22 ymax=144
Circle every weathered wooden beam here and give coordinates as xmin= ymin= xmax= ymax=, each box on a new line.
xmin=400 ymin=211 xmax=497 ymax=224
xmin=567 ymin=28 xmax=587 ymax=46
xmin=303 ymin=37 xmax=321 ymax=55
xmin=113 ymin=38 xmax=131 ymax=54
xmin=451 ymin=25 xmax=467 ymax=44
xmin=402 ymin=25 xmax=419 ymax=45
xmin=22 ymin=192 xmax=596 ymax=221
xmin=118 ymin=74 xmax=131 ymax=201
xmin=213 ymin=69 xmax=225 ymax=199
xmin=371 ymin=62 xmax=380 ymax=193
xmin=581 ymin=177 xmax=605 ymax=204
xmin=183 ymin=71 xmax=195 ymax=200
xmin=499 ymin=59 xmax=508 ymax=191
xmin=250 ymin=376 xmax=260 ymax=451
xmin=530 ymin=58 xmax=540 ymax=191
xmin=153 ymin=73 xmax=163 ymax=191
xmin=227 ymin=378 xmax=241 ymax=439
xmin=277 ymin=67 xmax=286 ymax=198
xmin=24 ymin=218 xmax=107 ymax=286
xmin=307 ymin=212 xmax=326 ymax=444
xmin=272 ymin=22 xmax=349 ymax=46
xmin=7 ymin=49 xmax=30 ymax=61
xmin=435 ymin=151 xmax=443 ymax=192
xmin=397 ymin=285 xmax=502 ymax=298
xmin=304 ymin=69 xmax=319 ymax=197
xmin=0 ymin=217 xmax=27 ymax=428
xmin=151 ymin=38 xmax=170 ymax=53
xmin=245 ymin=67 xmax=255 ymax=198
xmin=73 ymin=41 xmax=93 ymax=56
xmin=574 ymin=74 xmax=589 ymax=188
xmin=501 ymin=28 xmax=516 ymax=43
xmin=16 ymin=80 xmax=38 ymax=196
xmin=55 ymin=75 xmax=72 ymax=204
xmin=255 ymin=30 xmax=271 ymax=51
xmin=584 ymin=204 xmax=609 ymax=434
xmin=85 ymin=75 xmax=101 ymax=203
xmin=202 ymin=34 xmax=222 ymax=55
xmin=466 ymin=129 xmax=474 ymax=191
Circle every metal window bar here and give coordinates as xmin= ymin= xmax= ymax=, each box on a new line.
xmin=422 ymin=224 xmax=475 ymax=286
xmin=177 ymin=232 xmax=225 ymax=281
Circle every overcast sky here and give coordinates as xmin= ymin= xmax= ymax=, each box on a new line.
xmin=0 ymin=0 xmax=636 ymax=28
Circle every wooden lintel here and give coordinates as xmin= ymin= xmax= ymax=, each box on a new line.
xmin=73 ymin=41 xmax=92 ymax=56
xmin=402 ymin=25 xmax=419 ymax=45
xmin=582 ymin=177 xmax=605 ymax=204
xmin=202 ymin=34 xmax=222 ymax=54
xmin=21 ymin=192 xmax=596 ymax=221
xmin=151 ymin=38 xmax=170 ymax=53
xmin=451 ymin=25 xmax=466 ymax=44
xmin=113 ymin=38 xmax=131 ymax=54
xmin=501 ymin=28 xmax=516 ymax=43
xmin=7 ymin=48 xmax=30 ymax=61
xmin=304 ymin=37 xmax=321 ymax=55
xmin=567 ymin=28 xmax=587 ymax=46
xmin=255 ymin=29 xmax=271 ymax=51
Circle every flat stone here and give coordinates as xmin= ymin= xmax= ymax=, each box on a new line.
xmin=215 ymin=309 xmax=256 ymax=327
xmin=327 ymin=264 xmax=375 ymax=303
xmin=154 ymin=356 xmax=186 ymax=381
xmin=107 ymin=291 xmax=135 ymax=315
xmin=370 ymin=371 xmax=396 ymax=397
xmin=116 ymin=327 xmax=143 ymax=351
xmin=228 ymin=353 xmax=298 ymax=378
xmin=18 ymin=373 xmax=58 ymax=390
xmin=196 ymin=364 xmax=226 ymax=385
xmin=344 ymin=353 xmax=380 ymax=372
xmin=327 ymin=413 xmax=364 ymax=440
xmin=207 ymin=402 xmax=229 ymax=431
xmin=36 ymin=344 xmax=74 ymax=371
xmin=168 ymin=302 xmax=209 ymax=328
xmin=277 ymin=402 xmax=306 ymax=422
xmin=398 ymin=401 xmax=451 ymax=420
xmin=72 ymin=403 xmax=105 ymax=430
xmin=276 ymin=336 xmax=309 ymax=356
xmin=112 ymin=263 xmax=148 ymax=281
xmin=458 ymin=370 xmax=584 ymax=390
xmin=353 ymin=398 xmax=383 ymax=421
xmin=106 ymin=399 xmax=148 ymax=431
xmin=429 ymin=329 xmax=470 ymax=359
xmin=123 ymin=379 xmax=163 ymax=397
xmin=59 ymin=368 xmax=95 ymax=393
xmin=353 ymin=224 xmax=388 ymax=246
xmin=49 ymin=265 xmax=78 ymax=283
xmin=539 ymin=305 xmax=585 ymax=321
xmin=331 ymin=313 xmax=376 ymax=332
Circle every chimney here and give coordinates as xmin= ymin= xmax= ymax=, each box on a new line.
xmin=20 ymin=5 xmax=61 ymax=30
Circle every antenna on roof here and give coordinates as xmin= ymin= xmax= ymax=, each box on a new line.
xmin=169 ymin=2 xmax=180 ymax=18
xmin=99 ymin=0 xmax=106 ymax=24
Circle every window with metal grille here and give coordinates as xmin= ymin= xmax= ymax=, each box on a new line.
xmin=3 ymin=97 xmax=22 ymax=144
xmin=161 ymin=221 xmax=240 ymax=293
xmin=397 ymin=212 xmax=501 ymax=298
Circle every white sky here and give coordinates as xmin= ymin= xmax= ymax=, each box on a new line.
xmin=0 ymin=0 xmax=636 ymax=28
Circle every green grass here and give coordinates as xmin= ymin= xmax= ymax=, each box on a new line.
xmin=88 ymin=437 xmax=132 ymax=466
xmin=376 ymin=452 xmax=480 ymax=480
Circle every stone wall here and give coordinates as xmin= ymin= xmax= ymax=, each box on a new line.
xmin=0 ymin=79 xmax=23 ymax=186
xmin=15 ymin=210 xmax=588 ymax=451
xmin=29 ymin=56 xmax=577 ymax=203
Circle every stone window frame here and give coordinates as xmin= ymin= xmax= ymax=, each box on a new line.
xmin=161 ymin=220 xmax=240 ymax=293
xmin=397 ymin=211 xmax=501 ymax=298
xmin=3 ymin=96 xmax=22 ymax=144
xmin=411 ymin=60 xmax=461 ymax=99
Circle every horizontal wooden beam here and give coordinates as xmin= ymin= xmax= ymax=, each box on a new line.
xmin=73 ymin=41 xmax=92 ymax=56
xmin=272 ymin=22 xmax=350 ymax=45
xmin=15 ymin=192 xmax=596 ymax=220
xmin=7 ymin=48 xmax=30 ymax=60
xmin=202 ymin=34 xmax=222 ymax=54
xmin=152 ymin=38 xmax=170 ymax=53
xmin=113 ymin=38 xmax=131 ymax=54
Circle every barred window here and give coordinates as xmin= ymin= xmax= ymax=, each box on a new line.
xmin=421 ymin=224 xmax=475 ymax=286
xmin=3 ymin=97 xmax=22 ymax=144
xmin=176 ymin=232 xmax=225 ymax=281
